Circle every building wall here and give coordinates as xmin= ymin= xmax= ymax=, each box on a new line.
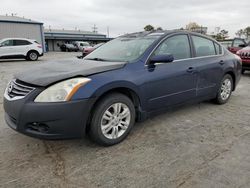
xmin=46 ymin=40 xmax=64 ymax=51
xmin=0 ymin=22 xmax=45 ymax=51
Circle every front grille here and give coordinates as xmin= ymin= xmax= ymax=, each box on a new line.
xmin=6 ymin=79 xmax=35 ymax=100
xmin=240 ymin=52 xmax=250 ymax=59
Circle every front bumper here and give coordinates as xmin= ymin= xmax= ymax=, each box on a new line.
xmin=242 ymin=59 xmax=250 ymax=70
xmin=3 ymin=93 xmax=95 ymax=139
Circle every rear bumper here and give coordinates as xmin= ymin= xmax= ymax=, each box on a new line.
xmin=3 ymin=95 xmax=95 ymax=139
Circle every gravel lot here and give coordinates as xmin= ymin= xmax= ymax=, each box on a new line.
xmin=1 ymin=52 xmax=250 ymax=188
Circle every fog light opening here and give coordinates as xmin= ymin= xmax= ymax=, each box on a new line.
xmin=28 ymin=122 xmax=49 ymax=133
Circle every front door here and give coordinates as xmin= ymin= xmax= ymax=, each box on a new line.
xmin=0 ymin=39 xmax=14 ymax=57
xmin=143 ymin=34 xmax=198 ymax=111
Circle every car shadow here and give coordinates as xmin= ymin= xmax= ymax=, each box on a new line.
xmin=38 ymin=100 xmax=216 ymax=150
xmin=0 ymin=59 xmax=42 ymax=63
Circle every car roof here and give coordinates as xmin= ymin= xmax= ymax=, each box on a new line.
xmin=0 ymin=38 xmax=35 ymax=41
xmin=120 ymin=30 xmax=219 ymax=43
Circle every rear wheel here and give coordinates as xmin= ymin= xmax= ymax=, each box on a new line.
xmin=215 ymin=74 xmax=233 ymax=104
xmin=242 ymin=69 xmax=245 ymax=74
xmin=27 ymin=51 xmax=38 ymax=61
xmin=89 ymin=93 xmax=135 ymax=146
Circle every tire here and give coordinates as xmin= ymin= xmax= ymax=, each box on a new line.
xmin=27 ymin=51 xmax=38 ymax=61
xmin=242 ymin=69 xmax=245 ymax=74
xmin=215 ymin=74 xmax=233 ymax=105
xmin=89 ymin=93 xmax=135 ymax=146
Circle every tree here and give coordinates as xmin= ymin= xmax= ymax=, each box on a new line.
xmin=186 ymin=22 xmax=200 ymax=30
xmin=235 ymin=26 xmax=250 ymax=39
xmin=144 ymin=25 xmax=155 ymax=31
xmin=244 ymin=27 xmax=250 ymax=39
xmin=185 ymin=22 xmax=207 ymax=34
xmin=220 ymin=29 xmax=229 ymax=39
xmin=236 ymin=29 xmax=244 ymax=38
xmin=214 ymin=29 xmax=229 ymax=40
xmin=156 ymin=27 xmax=163 ymax=31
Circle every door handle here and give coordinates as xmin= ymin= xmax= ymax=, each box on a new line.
xmin=187 ymin=67 xmax=195 ymax=73
xmin=219 ymin=60 xmax=225 ymax=65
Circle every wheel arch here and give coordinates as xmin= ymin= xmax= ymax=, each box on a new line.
xmin=85 ymin=85 xmax=143 ymax=133
xmin=224 ymin=70 xmax=236 ymax=91
xmin=26 ymin=49 xmax=39 ymax=57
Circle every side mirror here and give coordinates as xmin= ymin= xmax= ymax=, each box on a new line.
xmin=150 ymin=54 xmax=174 ymax=64
xmin=239 ymin=44 xmax=247 ymax=48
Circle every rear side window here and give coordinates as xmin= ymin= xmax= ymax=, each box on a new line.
xmin=214 ymin=42 xmax=222 ymax=55
xmin=192 ymin=36 xmax=216 ymax=57
xmin=154 ymin=35 xmax=191 ymax=60
xmin=14 ymin=40 xmax=32 ymax=46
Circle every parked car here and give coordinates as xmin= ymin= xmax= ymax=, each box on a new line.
xmin=60 ymin=43 xmax=78 ymax=52
xmin=0 ymin=38 xmax=43 ymax=61
xmin=236 ymin=44 xmax=250 ymax=73
xmin=219 ymin=38 xmax=248 ymax=54
xmin=82 ymin=43 xmax=104 ymax=57
xmin=3 ymin=30 xmax=242 ymax=146
xmin=74 ymin=41 xmax=91 ymax=51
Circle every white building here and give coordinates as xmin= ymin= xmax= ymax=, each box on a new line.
xmin=44 ymin=29 xmax=110 ymax=51
xmin=0 ymin=15 xmax=45 ymax=52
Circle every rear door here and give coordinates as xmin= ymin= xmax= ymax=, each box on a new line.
xmin=190 ymin=35 xmax=224 ymax=97
xmin=13 ymin=40 xmax=32 ymax=56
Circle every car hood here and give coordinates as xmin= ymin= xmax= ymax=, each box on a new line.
xmin=240 ymin=46 xmax=250 ymax=52
xmin=15 ymin=58 xmax=126 ymax=87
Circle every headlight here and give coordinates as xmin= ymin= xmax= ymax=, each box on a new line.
xmin=34 ymin=77 xmax=91 ymax=102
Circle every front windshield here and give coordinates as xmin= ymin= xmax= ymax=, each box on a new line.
xmin=85 ymin=36 xmax=158 ymax=62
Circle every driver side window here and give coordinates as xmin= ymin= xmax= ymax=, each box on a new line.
xmin=1 ymin=40 xmax=14 ymax=47
xmin=154 ymin=35 xmax=191 ymax=60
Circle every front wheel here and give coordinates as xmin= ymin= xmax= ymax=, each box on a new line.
xmin=215 ymin=74 xmax=233 ymax=104
xmin=89 ymin=93 xmax=135 ymax=146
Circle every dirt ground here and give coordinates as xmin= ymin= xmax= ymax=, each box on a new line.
xmin=1 ymin=52 xmax=250 ymax=188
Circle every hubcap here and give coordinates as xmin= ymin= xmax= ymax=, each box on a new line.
xmin=30 ymin=53 xmax=37 ymax=60
xmin=101 ymin=103 xmax=131 ymax=139
xmin=220 ymin=78 xmax=232 ymax=100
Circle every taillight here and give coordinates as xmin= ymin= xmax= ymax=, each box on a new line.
xmin=37 ymin=45 xmax=42 ymax=48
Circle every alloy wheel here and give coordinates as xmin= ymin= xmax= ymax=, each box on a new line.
xmin=220 ymin=78 xmax=232 ymax=101
xmin=30 ymin=52 xmax=38 ymax=60
xmin=101 ymin=103 xmax=131 ymax=139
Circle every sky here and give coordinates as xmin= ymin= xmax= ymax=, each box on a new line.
xmin=0 ymin=0 xmax=249 ymax=37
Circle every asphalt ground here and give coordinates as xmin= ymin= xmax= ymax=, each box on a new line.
xmin=1 ymin=52 xmax=250 ymax=188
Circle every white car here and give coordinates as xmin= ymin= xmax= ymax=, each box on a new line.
xmin=0 ymin=38 xmax=43 ymax=61
xmin=74 ymin=41 xmax=91 ymax=51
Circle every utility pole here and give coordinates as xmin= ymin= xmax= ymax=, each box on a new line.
xmin=92 ymin=24 xmax=98 ymax=33
xmin=107 ymin=26 xmax=110 ymax=38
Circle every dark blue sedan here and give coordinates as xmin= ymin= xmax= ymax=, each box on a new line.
xmin=3 ymin=30 xmax=242 ymax=146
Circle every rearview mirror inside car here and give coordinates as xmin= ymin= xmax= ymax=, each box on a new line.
xmin=150 ymin=54 xmax=174 ymax=64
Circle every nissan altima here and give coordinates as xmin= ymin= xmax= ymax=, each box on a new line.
xmin=3 ymin=30 xmax=242 ymax=146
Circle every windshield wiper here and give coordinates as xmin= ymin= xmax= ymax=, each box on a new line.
xmin=85 ymin=57 xmax=108 ymax=61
